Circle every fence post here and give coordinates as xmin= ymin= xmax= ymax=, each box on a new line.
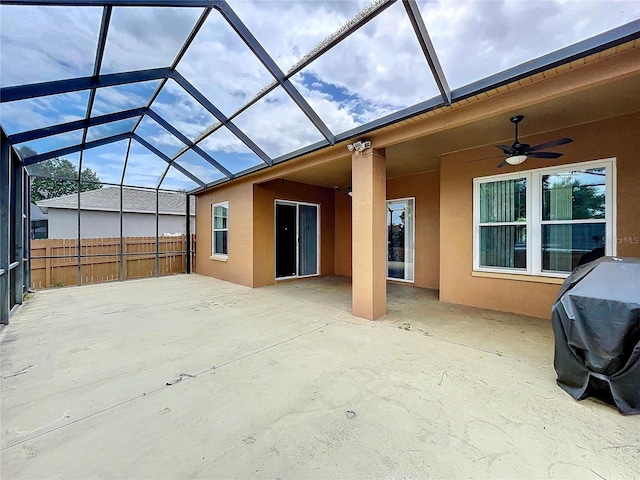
xmin=45 ymin=243 xmax=51 ymax=287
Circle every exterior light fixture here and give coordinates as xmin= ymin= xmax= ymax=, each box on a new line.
xmin=347 ymin=140 xmax=371 ymax=153
xmin=505 ymin=155 xmax=527 ymax=165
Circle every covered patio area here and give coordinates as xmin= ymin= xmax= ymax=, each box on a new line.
xmin=2 ymin=275 xmax=638 ymax=479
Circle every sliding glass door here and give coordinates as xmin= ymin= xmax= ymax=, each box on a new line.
xmin=275 ymin=201 xmax=320 ymax=279
xmin=387 ymin=198 xmax=415 ymax=282
xmin=298 ymin=205 xmax=318 ymax=276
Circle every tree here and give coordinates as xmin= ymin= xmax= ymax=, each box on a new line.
xmin=542 ymin=173 xmax=605 ymax=220
xmin=17 ymin=147 xmax=102 ymax=203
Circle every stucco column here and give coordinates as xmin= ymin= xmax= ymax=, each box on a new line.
xmin=351 ymin=147 xmax=387 ymax=319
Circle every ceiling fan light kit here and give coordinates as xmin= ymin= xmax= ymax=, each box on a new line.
xmin=506 ymin=155 xmax=527 ymax=165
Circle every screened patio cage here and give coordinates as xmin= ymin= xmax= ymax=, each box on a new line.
xmin=1 ymin=0 xmax=640 ymax=323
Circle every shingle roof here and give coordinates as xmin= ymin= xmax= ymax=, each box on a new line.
xmin=37 ymin=187 xmax=195 ymax=215
xmin=30 ymin=203 xmax=48 ymax=220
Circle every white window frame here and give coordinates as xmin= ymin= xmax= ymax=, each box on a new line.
xmin=211 ymin=201 xmax=229 ymax=260
xmin=386 ymin=197 xmax=416 ymax=283
xmin=473 ymin=158 xmax=616 ymax=278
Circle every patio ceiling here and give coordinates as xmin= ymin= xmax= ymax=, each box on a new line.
xmin=1 ymin=1 xmax=639 ymax=193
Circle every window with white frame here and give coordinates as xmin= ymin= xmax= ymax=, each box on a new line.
xmin=212 ymin=201 xmax=228 ymax=258
xmin=473 ymin=159 xmax=615 ymax=276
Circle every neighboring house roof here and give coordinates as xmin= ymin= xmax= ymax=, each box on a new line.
xmin=37 ymin=187 xmax=195 ymax=216
xmin=30 ymin=203 xmax=48 ymax=221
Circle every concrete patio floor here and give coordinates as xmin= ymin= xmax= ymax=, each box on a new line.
xmin=1 ymin=274 xmax=638 ymax=479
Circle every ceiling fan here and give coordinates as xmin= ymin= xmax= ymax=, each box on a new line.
xmin=333 ymin=185 xmax=352 ymax=196
xmin=496 ymin=115 xmax=573 ymax=168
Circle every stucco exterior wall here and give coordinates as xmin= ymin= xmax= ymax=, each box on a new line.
xmin=333 ymin=170 xmax=441 ymax=290
xmin=47 ymin=209 xmax=194 ymax=239
xmin=387 ymin=170 xmax=440 ymax=290
xmin=440 ymin=112 xmax=640 ymax=319
xmin=334 ymin=191 xmax=352 ymax=277
xmin=195 ymin=182 xmax=254 ymax=287
xmin=253 ymin=180 xmax=335 ymax=288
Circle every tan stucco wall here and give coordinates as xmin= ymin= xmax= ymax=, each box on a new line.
xmin=351 ymin=149 xmax=387 ymax=319
xmin=440 ymin=112 xmax=640 ymax=319
xmin=195 ymin=182 xmax=254 ymax=287
xmin=334 ymin=191 xmax=352 ymax=276
xmin=388 ymin=170 xmax=440 ymax=290
xmin=333 ymin=170 xmax=441 ymax=290
xmin=253 ymin=179 xmax=335 ymax=288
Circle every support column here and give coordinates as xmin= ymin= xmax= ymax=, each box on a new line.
xmin=185 ymin=194 xmax=191 ymax=274
xmin=351 ymin=147 xmax=387 ymax=320
xmin=155 ymin=188 xmax=159 ymax=277
xmin=24 ymin=175 xmax=32 ymax=292
xmin=13 ymin=150 xmax=24 ymax=306
xmin=0 ymin=130 xmax=10 ymax=324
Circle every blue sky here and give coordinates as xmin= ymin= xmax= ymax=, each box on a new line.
xmin=1 ymin=0 xmax=639 ymax=191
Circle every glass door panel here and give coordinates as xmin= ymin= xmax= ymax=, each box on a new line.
xmin=275 ymin=201 xmax=319 ymax=279
xmin=275 ymin=203 xmax=297 ymax=279
xmin=387 ymin=198 xmax=414 ymax=282
xmin=298 ymin=205 xmax=318 ymax=276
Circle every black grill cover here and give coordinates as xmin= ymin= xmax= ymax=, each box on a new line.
xmin=551 ymin=256 xmax=640 ymax=415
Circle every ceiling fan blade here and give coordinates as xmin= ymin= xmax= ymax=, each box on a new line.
xmin=498 ymin=160 xmax=509 ymax=168
xmin=496 ymin=144 xmax=515 ymax=155
xmin=530 ymin=137 xmax=573 ymax=151
xmin=528 ymin=151 xmax=563 ymax=159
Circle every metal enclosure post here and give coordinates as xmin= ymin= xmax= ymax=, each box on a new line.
xmin=155 ymin=189 xmax=159 ymax=278
xmin=0 ymin=130 xmax=11 ymax=324
xmin=77 ymin=180 xmax=82 ymax=286
xmin=25 ymin=175 xmax=32 ymax=291
xmin=119 ymin=184 xmax=124 ymax=281
xmin=12 ymin=151 xmax=24 ymax=306
xmin=185 ymin=194 xmax=191 ymax=274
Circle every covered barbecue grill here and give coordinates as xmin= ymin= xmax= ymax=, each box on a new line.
xmin=551 ymin=256 xmax=640 ymax=415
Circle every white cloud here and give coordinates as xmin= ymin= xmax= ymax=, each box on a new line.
xmin=289 ymin=76 xmax=359 ymax=133
xmin=419 ymin=0 xmax=640 ymax=88
xmin=200 ymin=126 xmax=253 ymax=155
xmin=175 ymin=11 xmax=275 ymax=116
xmin=174 ymin=0 xmax=440 ymax=151
xmin=81 ymin=142 xmax=128 ymax=183
xmin=100 ymin=7 xmax=201 ymax=73
xmin=0 ymin=6 xmax=101 ymax=86
xmin=232 ymin=87 xmax=326 ymax=158
xmin=135 ymin=116 xmax=185 ymax=157
xmin=295 ymin=1 xmax=438 ymax=108
xmin=92 ymin=81 xmax=159 ymax=116
xmin=228 ymin=0 xmax=371 ymax=72
xmin=150 ymin=80 xmax=216 ymax=140
xmin=173 ymin=151 xmax=225 ymax=184
xmin=123 ymin=143 xmax=167 ymax=187
xmin=160 ymin=166 xmax=199 ymax=190
xmin=3 ymin=0 xmax=639 ymax=189
xmin=1 ymin=91 xmax=88 ymax=134
xmin=22 ymin=129 xmax=83 ymax=155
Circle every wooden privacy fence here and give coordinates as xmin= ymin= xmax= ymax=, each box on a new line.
xmin=30 ymin=235 xmax=196 ymax=289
